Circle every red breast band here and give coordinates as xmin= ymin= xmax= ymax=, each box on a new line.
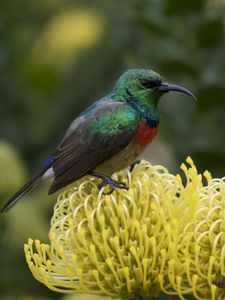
xmin=133 ymin=120 xmax=159 ymax=145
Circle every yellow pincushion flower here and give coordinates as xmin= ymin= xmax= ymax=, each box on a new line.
xmin=24 ymin=158 xmax=225 ymax=299
xmin=159 ymin=163 xmax=225 ymax=300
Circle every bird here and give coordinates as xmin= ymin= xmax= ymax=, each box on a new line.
xmin=0 ymin=68 xmax=196 ymax=213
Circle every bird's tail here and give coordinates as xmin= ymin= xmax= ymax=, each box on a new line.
xmin=0 ymin=168 xmax=47 ymax=213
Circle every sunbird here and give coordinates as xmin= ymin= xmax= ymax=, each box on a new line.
xmin=0 ymin=69 xmax=196 ymax=213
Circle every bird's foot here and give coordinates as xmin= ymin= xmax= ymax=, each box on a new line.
xmin=129 ymin=160 xmax=141 ymax=172
xmin=90 ymin=172 xmax=128 ymax=195
xmin=99 ymin=178 xmax=128 ymax=195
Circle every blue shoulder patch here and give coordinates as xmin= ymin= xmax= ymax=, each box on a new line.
xmin=43 ymin=154 xmax=55 ymax=169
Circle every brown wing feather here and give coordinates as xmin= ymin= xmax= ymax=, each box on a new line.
xmin=49 ymin=101 xmax=137 ymax=194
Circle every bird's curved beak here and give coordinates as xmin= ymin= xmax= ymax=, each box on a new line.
xmin=155 ymin=82 xmax=197 ymax=100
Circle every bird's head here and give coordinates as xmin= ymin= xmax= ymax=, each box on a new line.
xmin=113 ymin=69 xmax=196 ymax=106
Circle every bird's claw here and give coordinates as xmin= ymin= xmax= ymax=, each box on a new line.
xmin=102 ymin=187 xmax=115 ymax=195
xmin=129 ymin=160 xmax=141 ymax=172
xmin=97 ymin=177 xmax=128 ymax=195
xmin=90 ymin=171 xmax=129 ymax=195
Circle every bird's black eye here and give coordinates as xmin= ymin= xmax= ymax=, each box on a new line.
xmin=140 ymin=79 xmax=161 ymax=89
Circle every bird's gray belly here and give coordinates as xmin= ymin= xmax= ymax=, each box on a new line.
xmin=94 ymin=141 xmax=145 ymax=176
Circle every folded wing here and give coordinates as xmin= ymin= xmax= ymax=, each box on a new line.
xmin=49 ymin=100 xmax=137 ymax=194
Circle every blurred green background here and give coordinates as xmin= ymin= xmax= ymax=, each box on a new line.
xmin=0 ymin=0 xmax=224 ymax=299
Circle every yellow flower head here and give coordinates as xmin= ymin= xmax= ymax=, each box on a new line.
xmin=24 ymin=158 xmax=225 ymax=300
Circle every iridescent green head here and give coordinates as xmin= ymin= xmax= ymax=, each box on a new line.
xmin=112 ymin=68 xmax=196 ymax=105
